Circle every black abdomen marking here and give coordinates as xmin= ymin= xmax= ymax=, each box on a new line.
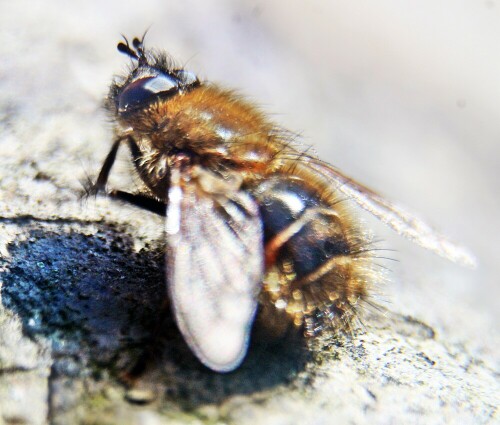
xmin=252 ymin=176 xmax=351 ymax=278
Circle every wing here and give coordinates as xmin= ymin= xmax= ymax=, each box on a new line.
xmin=165 ymin=166 xmax=264 ymax=372
xmin=294 ymin=156 xmax=476 ymax=267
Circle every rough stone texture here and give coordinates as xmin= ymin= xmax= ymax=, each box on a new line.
xmin=0 ymin=1 xmax=499 ymax=424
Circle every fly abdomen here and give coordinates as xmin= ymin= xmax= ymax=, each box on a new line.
xmin=251 ymin=176 xmax=374 ymax=336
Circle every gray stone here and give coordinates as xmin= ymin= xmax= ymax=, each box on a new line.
xmin=0 ymin=1 xmax=498 ymax=424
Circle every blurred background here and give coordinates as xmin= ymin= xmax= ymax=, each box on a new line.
xmin=1 ymin=0 xmax=498 ymax=372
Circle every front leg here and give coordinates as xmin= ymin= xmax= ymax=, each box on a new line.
xmin=87 ymin=136 xmax=124 ymax=196
xmin=86 ymin=136 xmax=166 ymax=216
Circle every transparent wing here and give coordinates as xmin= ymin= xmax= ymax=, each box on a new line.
xmin=294 ymin=156 xmax=476 ymax=267
xmin=165 ymin=166 xmax=264 ymax=372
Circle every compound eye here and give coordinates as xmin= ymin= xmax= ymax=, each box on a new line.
xmin=118 ymin=74 xmax=178 ymax=113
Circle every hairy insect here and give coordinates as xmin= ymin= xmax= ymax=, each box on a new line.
xmin=89 ymin=34 xmax=475 ymax=372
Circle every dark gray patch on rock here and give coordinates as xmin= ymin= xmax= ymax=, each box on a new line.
xmin=1 ymin=224 xmax=312 ymax=413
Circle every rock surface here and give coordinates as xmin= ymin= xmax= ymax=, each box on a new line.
xmin=0 ymin=1 xmax=499 ymax=424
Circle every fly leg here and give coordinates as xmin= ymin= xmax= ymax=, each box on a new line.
xmin=86 ymin=136 xmax=124 ymax=195
xmin=107 ymin=190 xmax=166 ymax=216
xmin=87 ymin=136 xmax=167 ymax=216
xmin=87 ymin=135 xmax=144 ymax=195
